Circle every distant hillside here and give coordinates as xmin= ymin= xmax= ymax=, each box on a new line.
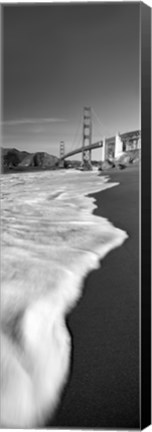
xmin=1 ymin=148 xmax=59 ymax=173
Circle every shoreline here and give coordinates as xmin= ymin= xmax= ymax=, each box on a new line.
xmin=48 ymin=165 xmax=140 ymax=429
xmin=1 ymin=168 xmax=127 ymax=428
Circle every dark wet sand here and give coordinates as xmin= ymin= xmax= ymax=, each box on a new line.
xmin=49 ymin=165 xmax=140 ymax=429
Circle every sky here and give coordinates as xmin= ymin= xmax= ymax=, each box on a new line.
xmin=2 ymin=3 xmax=140 ymax=159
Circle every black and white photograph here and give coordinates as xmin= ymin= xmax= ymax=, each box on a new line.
xmin=0 ymin=2 xmax=151 ymax=429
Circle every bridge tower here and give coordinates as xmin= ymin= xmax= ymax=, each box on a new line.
xmin=59 ymin=141 xmax=65 ymax=168
xmin=60 ymin=141 xmax=65 ymax=159
xmin=82 ymin=107 xmax=92 ymax=165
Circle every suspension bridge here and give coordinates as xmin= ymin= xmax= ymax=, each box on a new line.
xmin=59 ymin=107 xmax=141 ymax=166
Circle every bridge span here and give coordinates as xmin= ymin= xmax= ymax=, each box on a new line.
xmin=61 ymin=140 xmax=103 ymax=160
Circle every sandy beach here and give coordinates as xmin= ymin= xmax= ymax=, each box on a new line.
xmin=49 ymin=165 xmax=140 ymax=429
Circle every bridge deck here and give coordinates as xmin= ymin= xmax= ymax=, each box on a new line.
xmin=62 ymin=140 xmax=103 ymax=159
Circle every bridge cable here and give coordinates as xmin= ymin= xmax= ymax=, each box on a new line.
xmin=70 ymin=114 xmax=82 ymax=152
xmin=92 ymin=108 xmax=111 ymax=139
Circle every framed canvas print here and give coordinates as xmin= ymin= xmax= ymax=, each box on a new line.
xmin=0 ymin=1 xmax=151 ymax=430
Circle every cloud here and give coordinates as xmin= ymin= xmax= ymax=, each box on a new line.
xmin=1 ymin=118 xmax=68 ymax=126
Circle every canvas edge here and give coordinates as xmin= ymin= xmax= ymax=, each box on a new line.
xmin=140 ymin=1 xmax=151 ymax=429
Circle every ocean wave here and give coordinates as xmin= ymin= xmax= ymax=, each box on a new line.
xmin=1 ymin=170 xmax=128 ymax=427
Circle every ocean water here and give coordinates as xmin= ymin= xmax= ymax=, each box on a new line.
xmin=1 ymin=170 xmax=128 ymax=428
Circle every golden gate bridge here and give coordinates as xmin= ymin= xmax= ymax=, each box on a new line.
xmin=59 ymin=107 xmax=141 ymax=165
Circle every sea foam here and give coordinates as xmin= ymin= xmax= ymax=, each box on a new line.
xmin=1 ymin=170 xmax=128 ymax=427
